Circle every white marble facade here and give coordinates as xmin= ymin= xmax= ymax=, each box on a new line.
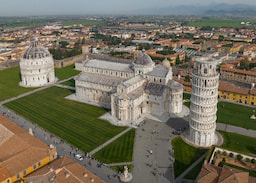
xmin=75 ymin=52 xmax=183 ymax=125
xmin=189 ymin=57 xmax=219 ymax=147
xmin=20 ymin=37 xmax=55 ymax=87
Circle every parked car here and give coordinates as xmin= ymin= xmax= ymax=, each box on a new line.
xmin=75 ymin=154 xmax=83 ymax=161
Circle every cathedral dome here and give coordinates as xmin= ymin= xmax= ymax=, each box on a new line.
xmin=162 ymin=57 xmax=171 ymax=68
xmin=23 ymin=37 xmax=51 ymax=59
xmin=134 ymin=50 xmax=155 ymax=67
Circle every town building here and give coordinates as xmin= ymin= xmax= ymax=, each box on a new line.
xmin=74 ymin=52 xmax=183 ymax=126
xmin=19 ymin=37 xmax=55 ymax=87
xmin=24 ymin=156 xmax=105 ymax=183
xmin=189 ymin=57 xmax=219 ymax=147
xmin=198 ymin=164 xmax=256 ymax=183
xmin=0 ymin=114 xmax=57 ymax=183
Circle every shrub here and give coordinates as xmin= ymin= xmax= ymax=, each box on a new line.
xmin=237 ymin=154 xmax=243 ymax=161
xmin=251 ymin=159 xmax=256 ymax=164
xmin=222 ymin=158 xmax=226 ymax=162
xmin=218 ymin=161 xmax=225 ymax=167
xmin=222 ymin=151 xmax=227 ymax=156
xmin=246 ymin=158 xmax=250 ymax=162
xmin=229 ymin=153 xmax=234 ymax=158
xmin=217 ymin=150 xmax=221 ymax=154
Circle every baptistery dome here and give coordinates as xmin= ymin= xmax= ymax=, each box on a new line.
xmin=23 ymin=37 xmax=51 ymax=59
xmin=19 ymin=37 xmax=55 ymax=87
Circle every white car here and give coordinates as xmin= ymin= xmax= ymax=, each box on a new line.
xmin=75 ymin=154 xmax=83 ymax=161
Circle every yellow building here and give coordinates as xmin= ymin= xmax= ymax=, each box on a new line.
xmin=175 ymin=79 xmax=256 ymax=106
xmin=0 ymin=114 xmax=57 ymax=183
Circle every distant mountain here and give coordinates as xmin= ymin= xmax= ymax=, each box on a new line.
xmin=136 ymin=3 xmax=256 ymax=16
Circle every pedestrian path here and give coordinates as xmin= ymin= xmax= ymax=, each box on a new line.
xmin=175 ymin=150 xmax=209 ymax=182
xmin=55 ymin=84 xmax=75 ymax=90
xmin=89 ymin=127 xmax=133 ymax=155
xmin=217 ymin=123 xmax=256 ymax=138
xmin=106 ymin=162 xmax=133 ymax=166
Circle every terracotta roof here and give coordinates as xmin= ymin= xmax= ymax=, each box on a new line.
xmin=25 ymin=156 xmax=105 ymax=183
xmin=218 ymin=81 xmax=249 ymax=95
xmin=198 ymin=164 xmax=256 ymax=183
xmin=0 ymin=114 xmax=53 ymax=181
xmin=221 ymin=67 xmax=256 ymax=77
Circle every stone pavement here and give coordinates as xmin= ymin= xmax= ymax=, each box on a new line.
xmin=106 ymin=162 xmax=133 ymax=166
xmin=216 ymin=123 xmax=256 ymax=138
xmin=90 ymin=127 xmax=132 ymax=155
xmin=0 ymin=105 xmax=121 ymax=183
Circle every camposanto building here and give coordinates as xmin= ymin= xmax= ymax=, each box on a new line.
xmin=19 ymin=37 xmax=55 ymax=87
xmin=189 ymin=57 xmax=219 ymax=147
xmin=75 ymin=51 xmax=184 ymax=126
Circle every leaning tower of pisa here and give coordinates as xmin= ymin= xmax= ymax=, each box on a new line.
xmin=189 ymin=57 xmax=219 ymax=147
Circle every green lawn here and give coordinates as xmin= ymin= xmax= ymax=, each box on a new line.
xmin=94 ymin=129 xmax=135 ymax=163
xmin=217 ymin=102 xmax=256 ymax=130
xmin=62 ymin=21 xmax=104 ymax=26
xmin=55 ymin=64 xmax=80 ymax=80
xmin=184 ymin=159 xmax=204 ymax=180
xmin=60 ymin=79 xmax=75 ymax=87
xmin=172 ymin=137 xmax=207 ymax=178
xmin=183 ymin=93 xmax=191 ymax=100
xmin=224 ymin=163 xmax=256 ymax=177
xmin=0 ymin=67 xmax=36 ymax=101
xmin=4 ymin=86 xmax=126 ymax=152
xmin=182 ymin=101 xmax=256 ymax=130
xmin=219 ymin=131 xmax=256 ymax=156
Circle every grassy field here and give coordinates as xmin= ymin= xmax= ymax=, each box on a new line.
xmin=94 ymin=129 xmax=135 ymax=163
xmin=182 ymin=100 xmax=256 ymax=130
xmin=4 ymin=86 xmax=126 ymax=152
xmin=183 ymin=93 xmax=191 ymax=100
xmin=172 ymin=137 xmax=207 ymax=178
xmin=0 ymin=67 xmax=36 ymax=101
xmin=219 ymin=131 xmax=256 ymax=156
xmin=62 ymin=21 xmax=104 ymax=26
xmin=186 ymin=18 xmax=256 ymax=28
xmin=60 ymin=79 xmax=75 ymax=87
xmin=184 ymin=159 xmax=204 ymax=180
xmin=55 ymin=64 xmax=80 ymax=80
xmin=217 ymin=102 xmax=256 ymax=130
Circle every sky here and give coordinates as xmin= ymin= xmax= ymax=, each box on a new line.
xmin=1 ymin=0 xmax=256 ymax=16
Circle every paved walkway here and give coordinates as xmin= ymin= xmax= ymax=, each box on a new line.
xmin=55 ymin=83 xmax=75 ymax=90
xmin=106 ymin=162 xmax=133 ymax=166
xmin=175 ymin=151 xmax=209 ymax=182
xmin=89 ymin=127 xmax=132 ymax=155
xmin=217 ymin=123 xmax=256 ymax=138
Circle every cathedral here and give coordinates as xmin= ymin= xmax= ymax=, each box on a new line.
xmin=19 ymin=37 xmax=55 ymax=87
xmin=74 ymin=51 xmax=184 ymax=126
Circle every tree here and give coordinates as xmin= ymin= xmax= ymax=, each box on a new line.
xmin=236 ymin=154 xmax=243 ymax=161
xmin=175 ymin=55 xmax=182 ymax=65
xmin=229 ymin=153 xmax=234 ymax=158
xmin=185 ymin=54 xmax=189 ymax=62
xmin=222 ymin=151 xmax=227 ymax=156
xmin=185 ymin=75 xmax=190 ymax=82
xmin=239 ymin=58 xmax=250 ymax=70
xmin=218 ymin=35 xmax=224 ymax=42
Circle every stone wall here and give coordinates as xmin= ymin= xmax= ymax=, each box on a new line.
xmin=0 ymin=60 xmax=19 ymax=70
xmin=54 ymin=54 xmax=87 ymax=68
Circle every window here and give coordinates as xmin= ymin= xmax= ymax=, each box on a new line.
xmin=6 ymin=179 xmax=10 ymax=183
xmin=38 ymin=161 xmax=41 ymax=167
xmin=16 ymin=173 xmax=20 ymax=179
xmin=33 ymin=164 xmax=37 ymax=170
xmin=23 ymin=170 xmax=27 ymax=176
xmin=204 ymin=68 xmax=207 ymax=74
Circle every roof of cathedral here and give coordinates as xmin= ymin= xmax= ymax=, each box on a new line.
xmin=23 ymin=37 xmax=51 ymax=59
xmin=134 ymin=51 xmax=155 ymax=67
xmin=167 ymin=80 xmax=183 ymax=90
xmin=76 ymin=72 xmax=125 ymax=87
xmin=122 ymin=75 xmax=144 ymax=88
xmin=145 ymin=83 xmax=166 ymax=96
xmin=146 ymin=64 xmax=170 ymax=78
xmin=84 ymin=59 xmax=133 ymax=72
